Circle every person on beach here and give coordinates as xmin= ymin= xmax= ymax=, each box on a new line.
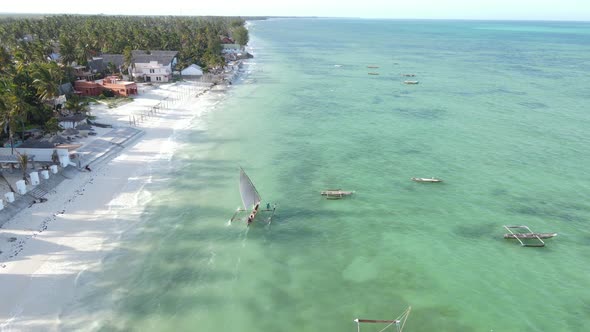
xmin=266 ymin=202 xmax=271 ymax=210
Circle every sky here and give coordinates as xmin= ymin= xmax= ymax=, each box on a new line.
xmin=2 ymin=0 xmax=590 ymax=21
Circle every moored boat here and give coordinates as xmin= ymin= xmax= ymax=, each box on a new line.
xmin=403 ymin=80 xmax=419 ymax=84
xmin=411 ymin=177 xmax=442 ymax=183
xmin=504 ymin=232 xmax=557 ymax=239
xmin=320 ymin=189 xmax=354 ymax=199
xmin=503 ymin=225 xmax=556 ymax=247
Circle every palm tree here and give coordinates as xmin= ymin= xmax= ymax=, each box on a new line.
xmin=0 ymin=47 xmax=12 ymax=75
xmin=64 ymin=94 xmax=89 ymax=115
xmin=32 ymin=62 xmax=62 ymax=108
xmin=123 ymin=46 xmax=134 ymax=76
xmin=233 ymin=26 xmax=249 ymax=47
xmin=16 ymin=151 xmax=29 ymax=184
xmin=58 ymin=35 xmax=76 ymax=65
xmin=44 ymin=117 xmax=62 ymax=136
xmin=1 ymin=76 xmax=38 ymax=147
xmin=0 ymin=80 xmax=20 ymax=154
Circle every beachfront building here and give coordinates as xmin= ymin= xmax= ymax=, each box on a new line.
xmin=220 ymin=36 xmax=234 ymax=44
xmin=180 ymin=64 xmax=203 ymax=80
xmin=130 ymin=50 xmax=178 ymax=83
xmin=95 ymin=54 xmax=125 ymax=73
xmin=222 ymin=44 xmax=242 ymax=54
xmin=74 ymin=76 xmax=138 ymax=97
xmin=101 ymin=76 xmax=138 ymax=96
xmin=72 ymin=65 xmax=95 ymax=81
xmin=74 ymin=80 xmax=102 ymax=96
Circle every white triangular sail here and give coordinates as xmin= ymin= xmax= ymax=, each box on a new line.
xmin=239 ymin=167 xmax=261 ymax=210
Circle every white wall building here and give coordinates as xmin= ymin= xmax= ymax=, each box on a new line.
xmin=130 ymin=50 xmax=178 ymax=83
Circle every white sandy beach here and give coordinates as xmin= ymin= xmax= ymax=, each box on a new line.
xmin=0 ymin=81 xmax=218 ymax=331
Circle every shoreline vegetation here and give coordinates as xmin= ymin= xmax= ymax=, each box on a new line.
xmin=0 ymin=13 xmax=252 ymax=196
xmin=0 ymin=12 xmax=252 ymax=229
xmin=0 ymin=14 xmax=253 ymax=329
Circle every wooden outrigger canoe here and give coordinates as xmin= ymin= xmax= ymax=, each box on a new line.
xmin=411 ymin=177 xmax=442 ymax=183
xmin=320 ymin=189 xmax=354 ymax=199
xmin=229 ymin=168 xmax=277 ymax=226
xmin=503 ymin=225 xmax=556 ymax=247
xmin=504 ymin=232 xmax=557 ymax=239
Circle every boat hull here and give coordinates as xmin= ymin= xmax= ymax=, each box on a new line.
xmin=504 ymin=233 xmax=557 ymax=239
xmin=411 ymin=177 xmax=442 ymax=183
xmin=320 ymin=190 xmax=354 ymax=199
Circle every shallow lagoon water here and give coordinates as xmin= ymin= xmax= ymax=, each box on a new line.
xmin=70 ymin=19 xmax=590 ymax=331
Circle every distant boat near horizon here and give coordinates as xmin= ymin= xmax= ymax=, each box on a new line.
xmin=403 ymin=80 xmax=419 ymax=84
xmin=411 ymin=177 xmax=443 ymax=183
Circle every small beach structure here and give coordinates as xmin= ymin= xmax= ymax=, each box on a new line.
xmin=229 ymin=167 xmax=276 ymax=226
xmin=320 ymin=189 xmax=354 ymax=199
xmin=180 ymin=64 xmax=204 ymax=80
xmin=354 ymin=306 xmax=411 ymax=332
xmin=411 ymin=177 xmax=442 ymax=183
xmin=503 ymin=225 xmax=557 ymax=247
xmin=403 ymin=80 xmax=419 ymax=84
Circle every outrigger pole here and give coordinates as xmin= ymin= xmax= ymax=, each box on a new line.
xmin=354 ymin=306 xmax=411 ymax=332
xmin=264 ymin=204 xmax=277 ymax=224
xmin=229 ymin=208 xmax=246 ymax=222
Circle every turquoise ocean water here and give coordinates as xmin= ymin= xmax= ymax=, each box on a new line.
xmin=68 ymin=19 xmax=590 ymax=331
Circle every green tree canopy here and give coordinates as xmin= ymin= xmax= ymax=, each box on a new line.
xmin=233 ymin=26 xmax=249 ymax=46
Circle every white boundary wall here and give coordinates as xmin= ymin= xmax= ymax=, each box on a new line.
xmin=0 ymin=148 xmax=71 ymax=167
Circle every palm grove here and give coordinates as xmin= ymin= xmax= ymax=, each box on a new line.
xmin=0 ymin=15 xmax=250 ymax=148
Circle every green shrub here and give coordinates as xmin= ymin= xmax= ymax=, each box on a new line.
xmin=101 ymin=89 xmax=115 ymax=97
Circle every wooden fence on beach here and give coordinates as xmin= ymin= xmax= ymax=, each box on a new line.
xmin=128 ymin=83 xmax=213 ymax=127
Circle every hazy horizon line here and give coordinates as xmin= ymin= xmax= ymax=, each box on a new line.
xmin=0 ymin=12 xmax=588 ymax=22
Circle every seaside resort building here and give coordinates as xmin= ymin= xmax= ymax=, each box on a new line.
xmin=130 ymin=50 xmax=178 ymax=83
xmin=74 ymin=76 xmax=138 ymax=97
